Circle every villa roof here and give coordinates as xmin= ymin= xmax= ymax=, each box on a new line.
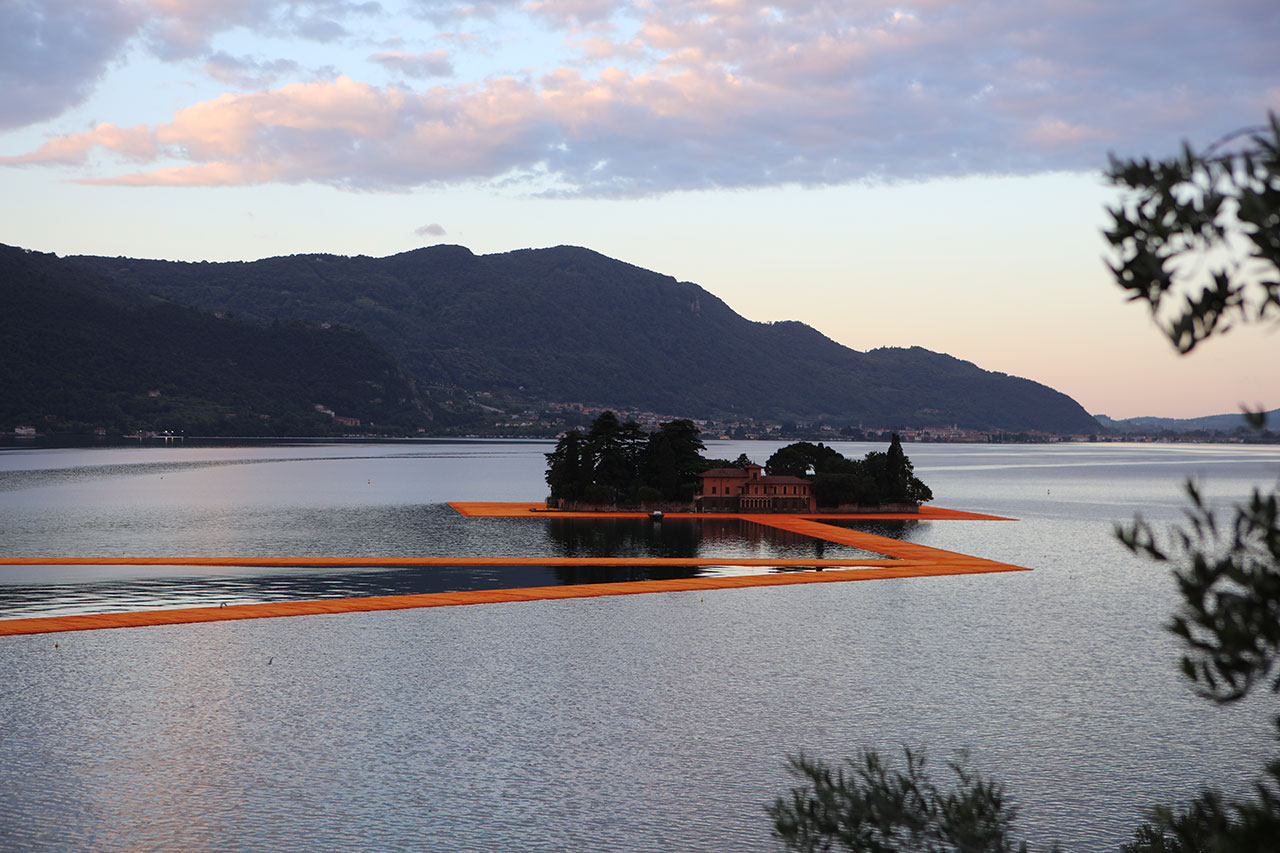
xmin=757 ymin=475 xmax=810 ymax=485
xmin=700 ymin=467 xmax=750 ymax=478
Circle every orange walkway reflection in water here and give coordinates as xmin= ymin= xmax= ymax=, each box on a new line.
xmin=0 ymin=504 xmax=1024 ymax=637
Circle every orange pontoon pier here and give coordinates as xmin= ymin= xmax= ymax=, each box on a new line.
xmin=0 ymin=504 xmax=1026 ymax=637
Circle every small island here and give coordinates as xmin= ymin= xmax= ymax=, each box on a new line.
xmin=545 ymin=412 xmax=932 ymax=513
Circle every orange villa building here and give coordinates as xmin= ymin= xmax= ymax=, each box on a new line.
xmin=696 ymin=464 xmax=814 ymax=513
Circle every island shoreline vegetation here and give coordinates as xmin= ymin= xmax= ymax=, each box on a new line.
xmin=543 ymin=410 xmax=932 ymax=513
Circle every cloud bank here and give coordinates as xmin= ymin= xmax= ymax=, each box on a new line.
xmin=2 ymin=0 xmax=1278 ymax=195
xmin=369 ymin=49 xmax=454 ymax=78
xmin=0 ymin=0 xmax=142 ymax=130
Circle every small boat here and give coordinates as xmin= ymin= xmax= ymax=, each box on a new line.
xmin=649 ymin=511 xmax=664 ymax=521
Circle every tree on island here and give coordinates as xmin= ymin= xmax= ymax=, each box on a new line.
xmin=544 ymin=429 xmax=588 ymax=502
xmin=768 ymin=114 xmax=1280 ymax=852
xmin=765 ymin=441 xmax=844 ymax=478
xmin=545 ymin=412 xmax=707 ymax=506
xmin=699 ymin=451 xmax=762 ymax=471
xmin=765 ymin=435 xmax=933 ymax=509
xmin=583 ymin=410 xmax=641 ymax=502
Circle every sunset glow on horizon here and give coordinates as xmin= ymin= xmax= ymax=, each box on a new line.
xmin=3 ymin=1 xmax=1277 ymax=420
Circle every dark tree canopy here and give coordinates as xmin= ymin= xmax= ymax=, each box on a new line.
xmin=544 ymin=429 xmax=587 ymax=502
xmin=545 ymin=412 xmax=707 ymax=505
xmin=765 ymin=436 xmax=933 ymax=508
xmin=765 ymin=441 xmax=845 ymax=478
xmin=586 ymin=410 xmax=636 ymax=496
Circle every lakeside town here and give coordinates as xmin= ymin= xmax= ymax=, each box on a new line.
xmin=426 ymin=398 xmax=1277 ymax=444
xmin=10 ymin=394 xmax=1274 ymax=445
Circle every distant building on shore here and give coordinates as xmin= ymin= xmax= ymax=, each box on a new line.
xmin=696 ymin=464 xmax=814 ymax=513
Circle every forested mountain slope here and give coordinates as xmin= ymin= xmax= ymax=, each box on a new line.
xmin=2 ymin=245 xmax=431 ymax=434
xmin=73 ymin=244 xmax=1099 ymax=432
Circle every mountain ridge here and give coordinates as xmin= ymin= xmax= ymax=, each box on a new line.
xmin=1095 ymin=409 xmax=1280 ymax=433
xmin=4 ymin=241 xmax=1101 ymax=434
xmin=71 ymin=243 xmax=1099 ymax=432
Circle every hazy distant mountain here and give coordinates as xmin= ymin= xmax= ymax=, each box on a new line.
xmin=1095 ymin=409 xmax=1279 ymax=434
xmin=73 ymin=244 xmax=1100 ymax=433
xmin=1 ymin=244 xmax=432 ymax=434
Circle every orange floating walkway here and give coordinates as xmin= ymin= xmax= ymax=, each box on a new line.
xmin=0 ymin=556 xmax=901 ymax=568
xmin=0 ymin=563 xmax=1025 ymax=637
xmin=0 ymin=504 xmax=1026 ymax=637
xmin=740 ymin=515 xmax=1007 ymax=569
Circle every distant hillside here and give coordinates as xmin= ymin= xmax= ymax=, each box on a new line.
xmin=1096 ymin=409 xmax=1280 ymax=434
xmin=75 ymin=245 xmax=1100 ymax=433
xmin=1 ymin=245 xmax=433 ymax=435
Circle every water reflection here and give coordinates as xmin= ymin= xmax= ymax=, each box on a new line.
xmin=0 ymin=564 xmax=566 ymax=618
xmin=550 ymin=564 xmax=706 ymax=585
xmin=548 ymin=517 xmax=698 ymax=557
xmin=817 ymin=519 xmax=921 ymax=540
xmin=0 ymin=559 xmax=845 ymax=619
xmin=545 ymin=516 xmax=877 ymax=559
xmin=0 ymin=502 xmax=882 ymax=562
xmin=0 ymin=512 xmax=890 ymax=619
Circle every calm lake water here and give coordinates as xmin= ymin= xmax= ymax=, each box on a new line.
xmin=1 ymin=439 xmax=1277 ymax=851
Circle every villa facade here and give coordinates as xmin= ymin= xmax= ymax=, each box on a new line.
xmin=695 ymin=464 xmax=814 ymax=513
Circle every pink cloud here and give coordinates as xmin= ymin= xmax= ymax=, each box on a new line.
xmin=25 ymin=76 xmax=553 ymax=187
xmin=0 ymin=123 xmax=156 ymax=165
xmin=79 ymin=161 xmax=279 ymax=186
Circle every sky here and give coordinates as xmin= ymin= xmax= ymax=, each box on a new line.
xmin=2 ymin=1 xmax=1278 ymax=420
